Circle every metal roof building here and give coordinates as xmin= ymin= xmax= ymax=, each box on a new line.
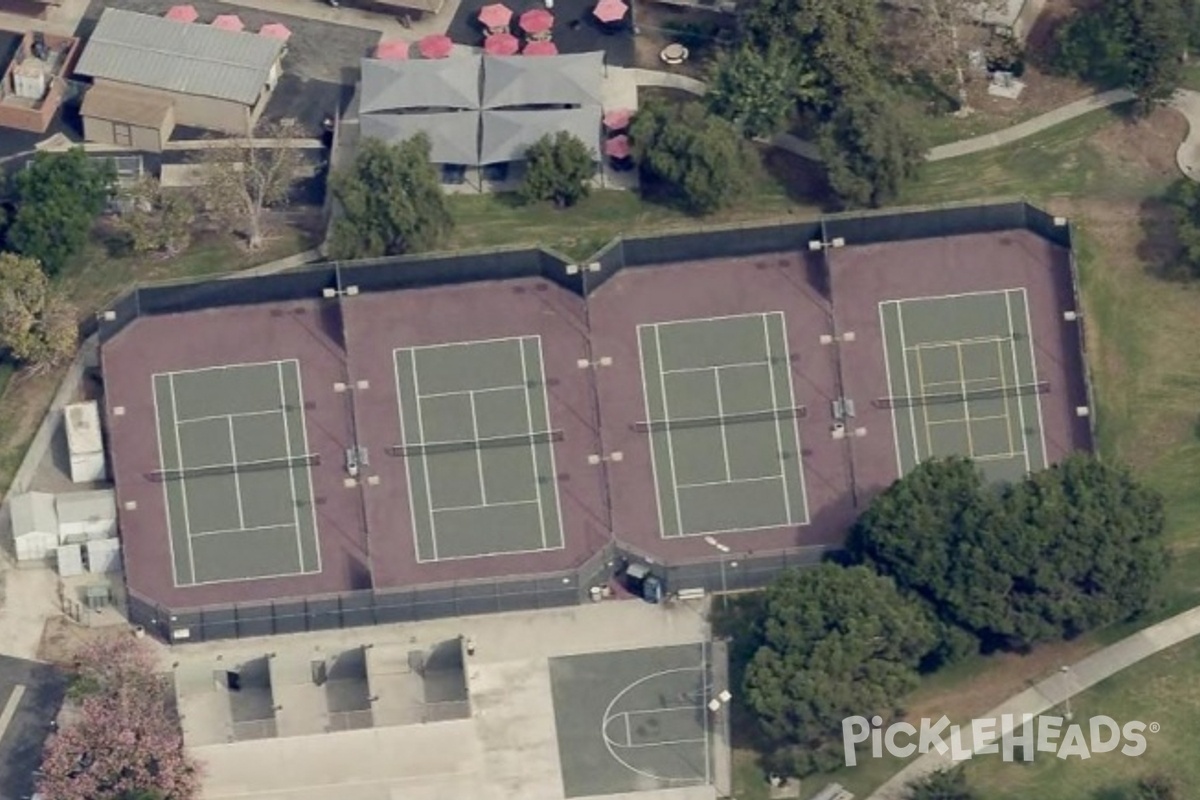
xmin=479 ymin=107 xmax=601 ymax=165
xmin=361 ymin=111 xmax=483 ymax=165
xmin=481 ymin=53 xmax=603 ymax=109
xmin=360 ymin=57 xmax=482 ymax=113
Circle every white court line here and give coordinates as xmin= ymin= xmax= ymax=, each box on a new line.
xmin=624 ymin=713 xmax=632 ymax=747
xmin=1019 ymin=288 xmax=1050 ymax=470
xmin=761 ymin=315 xmax=792 ymax=524
xmin=407 ymin=334 xmax=530 ymax=352
xmin=227 ymin=416 xmax=246 ymax=529
xmin=167 ymin=374 xmax=198 ymax=585
xmin=157 ymin=357 xmax=292 ymax=380
xmin=408 ymin=352 xmax=440 ymax=561
xmin=776 ymin=313 xmax=809 ymax=525
xmin=418 ymin=384 xmax=528 ymax=401
xmin=996 ymin=339 xmax=1018 ymax=454
xmin=534 ymin=336 xmax=566 ymax=552
xmin=467 ymin=392 xmax=488 ymax=505
xmin=661 ymin=360 xmax=770 ymax=375
xmin=1004 ymin=292 xmax=1032 ymax=475
xmin=702 ymin=640 xmax=711 ymax=783
xmin=956 ymin=343 xmax=977 ymax=458
xmin=677 ymin=475 xmax=784 ymax=490
xmin=277 ymin=362 xmax=304 ymax=572
xmin=653 ymin=324 xmax=686 ymax=538
xmin=654 ymin=311 xmax=772 ymax=328
xmin=189 ymin=523 xmax=298 ymax=538
xmin=432 ymin=499 xmax=540 ymax=514
xmin=519 ymin=341 xmax=548 ymax=550
xmin=895 ymin=288 xmax=1022 ymax=306
xmin=712 ymin=369 xmax=733 ymax=482
xmin=178 ymin=408 xmax=281 ymax=425
xmin=636 ymin=327 xmax=668 ymax=540
xmin=893 ymin=302 xmax=923 ymax=465
xmin=394 ymin=352 xmax=426 ymax=564
xmin=907 ymin=334 xmax=1010 ymax=351
xmin=878 ymin=303 xmax=905 ymax=480
xmin=926 ymin=413 xmax=1011 ymax=428
xmin=151 ymin=377 xmax=184 ymax=588
xmin=974 ymin=451 xmax=1026 ymax=462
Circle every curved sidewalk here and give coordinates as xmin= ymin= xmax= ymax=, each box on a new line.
xmin=868 ymin=604 xmax=1200 ymax=799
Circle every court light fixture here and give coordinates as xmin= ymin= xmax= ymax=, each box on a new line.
xmin=576 ymin=356 xmax=613 ymax=369
xmin=708 ymin=699 xmax=722 ymax=712
xmin=98 ymin=310 xmax=116 ymax=321
xmin=1063 ymin=310 xmax=1079 ymax=322
xmin=322 ymin=285 xmax=359 ymax=298
xmin=113 ymin=406 xmax=126 ymax=417
xmin=587 ymin=451 xmax=623 ymax=465
xmin=718 ymin=690 xmax=732 ymax=703
xmin=566 ymin=262 xmax=601 ymax=275
xmin=703 ymin=535 xmax=730 ymax=554
xmin=808 ymin=237 xmax=845 ymax=251
xmin=1076 ymin=406 xmax=1090 ymax=418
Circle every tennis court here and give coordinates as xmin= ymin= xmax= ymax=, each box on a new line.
xmin=637 ymin=312 xmax=809 ymax=539
xmin=152 ymin=360 xmax=321 ymax=587
xmin=878 ymin=289 xmax=1049 ymax=483
xmin=393 ymin=336 xmax=565 ymax=562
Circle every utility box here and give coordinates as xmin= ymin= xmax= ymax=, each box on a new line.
xmin=64 ymin=401 xmax=107 ymax=483
xmin=623 ymin=562 xmax=664 ymax=604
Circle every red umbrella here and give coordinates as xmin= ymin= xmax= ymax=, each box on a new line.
xmin=593 ymin=0 xmax=629 ymax=23
xmin=523 ymin=40 xmax=558 ymax=56
xmin=211 ymin=14 xmax=245 ymax=31
xmin=375 ymin=39 xmax=410 ymax=60
xmin=603 ymin=108 xmax=632 ymax=130
xmin=164 ymin=4 xmax=198 ymax=22
xmin=478 ymin=2 xmax=513 ymax=28
xmin=484 ymin=32 xmax=520 ymax=56
xmin=519 ymin=7 xmax=554 ymax=33
xmin=604 ymin=135 xmax=631 ymax=159
xmin=418 ymin=33 xmax=454 ymax=58
xmin=259 ymin=22 xmax=291 ymax=41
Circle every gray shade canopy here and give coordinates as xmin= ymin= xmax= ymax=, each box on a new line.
xmin=76 ymin=9 xmax=285 ymax=106
xmin=481 ymin=53 xmax=603 ymax=109
xmin=360 ymin=57 xmax=482 ymax=113
xmin=479 ymin=107 xmax=601 ymax=165
xmin=361 ymin=111 xmax=482 ymax=165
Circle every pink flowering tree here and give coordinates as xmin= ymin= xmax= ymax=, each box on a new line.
xmin=38 ymin=636 xmax=201 ymax=800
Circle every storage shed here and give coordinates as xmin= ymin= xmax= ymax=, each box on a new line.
xmin=64 ymin=401 xmax=107 ymax=484
xmin=9 ymin=492 xmax=58 ymax=562
xmin=56 ymin=490 xmax=117 ymax=543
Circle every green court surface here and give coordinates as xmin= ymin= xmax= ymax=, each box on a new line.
xmin=549 ymin=643 xmax=712 ymax=798
xmin=638 ymin=312 xmax=809 ymax=539
xmin=879 ymin=289 xmax=1049 ymax=483
xmin=393 ymin=336 xmax=565 ymax=562
xmin=152 ymin=360 xmax=320 ymax=587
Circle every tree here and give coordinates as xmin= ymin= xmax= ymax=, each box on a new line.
xmin=907 ymin=767 xmax=976 ymax=800
xmin=0 ymin=252 xmax=77 ymax=371
xmin=890 ymin=0 xmax=1007 ymax=113
xmin=7 ymin=149 xmax=114 ymax=274
xmin=741 ymin=564 xmax=938 ymax=776
xmin=849 ymin=455 xmax=1167 ymax=652
xmin=1163 ymin=178 xmax=1200 ymax=278
xmin=38 ymin=637 xmax=200 ymax=800
xmin=328 ymin=134 xmax=453 ymax=260
xmin=1136 ymin=772 xmax=1180 ymax=800
xmin=630 ymin=100 xmax=759 ymax=215
xmin=706 ymin=42 xmax=819 ymax=138
xmin=196 ymin=121 xmax=301 ymax=250
xmin=116 ymin=177 xmax=195 ymax=257
xmin=519 ymin=131 xmax=596 ymax=208
xmin=817 ymin=83 xmax=926 ymax=207
xmin=1055 ymin=0 xmax=1187 ymax=112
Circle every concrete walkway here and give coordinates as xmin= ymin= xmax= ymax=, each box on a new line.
xmin=868 ymin=604 xmax=1200 ymax=799
xmin=1171 ymin=89 xmax=1200 ymax=178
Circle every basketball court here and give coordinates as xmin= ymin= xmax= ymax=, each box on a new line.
xmin=152 ymin=360 xmax=321 ymax=587
xmin=392 ymin=335 xmax=566 ymax=562
xmin=637 ymin=312 xmax=810 ymax=538
xmin=878 ymin=288 xmax=1049 ymax=483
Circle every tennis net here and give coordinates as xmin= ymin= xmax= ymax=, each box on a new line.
xmin=149 ymin=453 xmax=320 ymax=481
xmin=388 ymin=430 xmax=564 ymax=457
xmin=634 ymin=406 xmax=808 ymax=433
xmin=874 ymin=381 xmax=1050 ymax=410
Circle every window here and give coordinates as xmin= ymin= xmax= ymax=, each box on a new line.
xmin=112 ymin=123 xmax=133 ymax=147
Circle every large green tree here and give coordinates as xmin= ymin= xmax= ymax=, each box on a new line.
xmin=7 ymin=149 xmax=114 ymax=274
xmin=0 ymin=252 xmax=77 ymax=371
xmin=519 ymin=131 xmax=595 ymax=208
xmin=329 ymin=134 xmax=453 ymax=260
xmin=630 ymin=100 xmax=759 ymax=215
xmin=907 ymin=767 xmax=976 ymax=800
xmin=1163 ymin=178 xmax=1200 ymax=278
xmin=817 ymin=83 xmax=926 ymax=207
xmin=741 ymin=564 xmax=938 ymax=776
xmin=706 ymin=43 xmax=819 ymax=139
xmin=849 ymin=455 xmax=1167 ymax=651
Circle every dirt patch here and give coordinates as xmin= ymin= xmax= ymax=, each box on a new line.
xmin=35 ymin=616 xmax=132 ymax=667
xmin=1088 ymin=106 xmax=1187 ymax=181
xmin=0 ymin=367 xmax=68 ymax=499
xmin=631 ymin=4 xmax=731 ymax=76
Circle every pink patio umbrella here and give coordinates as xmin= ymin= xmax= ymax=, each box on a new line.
xmin=478 ymin=2 xmax=513 ymax=29
xmin=593 ymin=0 xmax=629 ymax=23
xmin=484 ymin=31 xmax=520 ymax=56
xmin=418 ymin=33 xmax=454 ymax=58
xmin=603 ymin=107 xmax=632 ymax=130
xmin=604 ymin=135 xmax=631 ymax=159
xmin=519 ymin=7 xmax=554 ymax=34
xmin=259 ymin=22 xmax=292 ymax=41
xmin=164 ymin=4 xmax=198 ymax=22
xmin=211 ymin=14 xmax=245 ymax=31
xmin=523 ymin=39 xmax=558 ymax=55
xmin=375 ymin=39 xmax=411 ymax=60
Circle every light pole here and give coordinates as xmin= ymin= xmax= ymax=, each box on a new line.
xmin=1061 ymin=665 xmax=1073 ymax=721
xmin=704 ymin=536 xmax=731 ymax=605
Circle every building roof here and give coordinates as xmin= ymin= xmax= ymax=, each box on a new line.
xmin=10 ymin=492 xmax=57 ymax=538
xmin=360 ymin=57 xmax=481 ymax=113
xmin=80 ymin=83 xmax=174 ymax=128
xmin=76 ymin=8 xmax=285 ymax=106
xmin=64 ymin=401 xmax=104 ymax=455
xmin=481 ymin=52 xmax=603 ymax=109
xmin=361 ymin=111 xmax=481 ymax=165
xmin=479 ymin=106 xmax=601 ymax=165
xmin=56 ymin=489 xmax=117 ymax=526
